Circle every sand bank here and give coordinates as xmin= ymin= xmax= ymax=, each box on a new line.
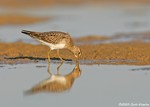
xmin=0 ymin=14 xmax=49 ymax=25
xmin=0 ymin=41 xmax=150 ymax=65
xmin=0 ymin=0 xmax=150 ymax=8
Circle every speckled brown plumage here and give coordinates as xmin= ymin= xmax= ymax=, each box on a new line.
xmin=22 ymin=30 xmax=81 ymax=60
xmin=22 ymin=30 xmax=74 ymax=47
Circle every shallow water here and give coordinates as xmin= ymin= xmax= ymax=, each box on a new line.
xmin=0 ymin=5 xmax=150 ymax=42
xmin=0 ymin=63 xmax=150 ymax=107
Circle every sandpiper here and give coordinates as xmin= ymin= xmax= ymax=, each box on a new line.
xmin=25 ymin=62 xmax=81 ymax=94
xmin=21 ymin=30 xmax=81 ymax=64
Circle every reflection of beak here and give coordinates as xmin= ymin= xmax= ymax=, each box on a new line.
xmin=75 ymin=55 xmax=79 ymax=64
xmin=75 ymin=61 xmax=80 ymax=70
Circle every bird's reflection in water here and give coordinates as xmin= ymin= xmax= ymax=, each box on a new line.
xmin=25 ymin=62 xmax=81 ymax=94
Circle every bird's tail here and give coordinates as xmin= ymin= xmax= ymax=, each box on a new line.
xmin=21 ymin=30 xmax=40 ymax=38
xmin=21 ymin=30 xmax=34 ymax=35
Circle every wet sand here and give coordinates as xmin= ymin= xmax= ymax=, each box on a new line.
xmin=0 ymin=40 xmax=150 ymax=65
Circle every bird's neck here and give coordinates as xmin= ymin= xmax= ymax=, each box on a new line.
xmin=68 ymin=45 xmax=75 ymax=53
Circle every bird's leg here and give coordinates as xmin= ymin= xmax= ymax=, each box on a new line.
xmin=47 ymin=49 xmax=51 ymax=76
xmin=56 ymin=50 xmax=64 ymax=75
xmin=47 ymin=61 xmax=52 ymax=76
xmin=48 ymin=49 xmax=51 ymax=63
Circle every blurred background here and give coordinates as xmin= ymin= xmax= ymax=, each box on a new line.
xmin=0 ymin=0 xmax=150 ymax=42
xmin=0 ymin=1 xmax=150 ymax=107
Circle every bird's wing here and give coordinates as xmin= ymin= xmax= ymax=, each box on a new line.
xmin=36 ymin=31 xmax=71 ymax=44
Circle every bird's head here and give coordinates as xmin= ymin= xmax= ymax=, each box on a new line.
xmin=71 ymin=46 xmax=81 ymax=60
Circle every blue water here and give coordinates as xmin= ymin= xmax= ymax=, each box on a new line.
xmin=0 ymin=5 xmax=150 ymax=42
xmin=0 ymin=63 xmax=150 ymax=107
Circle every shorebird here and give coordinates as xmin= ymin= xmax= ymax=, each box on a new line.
xmin=25 ymin=62 xmax=81 ymax=94
xmin=21 ymin=30 xmax=81 ymax=63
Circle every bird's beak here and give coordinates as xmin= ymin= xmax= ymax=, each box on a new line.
xmin=75 ymin=54 xmax=79 ymax=60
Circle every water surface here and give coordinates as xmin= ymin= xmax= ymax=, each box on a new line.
xmin=0 ymin=63 xmax=150 ymax=107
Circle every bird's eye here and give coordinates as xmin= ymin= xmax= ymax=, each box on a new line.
xmin=79 ymin=52 xmax=81 ymax=55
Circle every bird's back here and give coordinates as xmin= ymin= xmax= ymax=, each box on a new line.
xmin=22 ymin=30 xmax=74 ymax=45
xmin=37 ymin=31 xmax=72 ymax=44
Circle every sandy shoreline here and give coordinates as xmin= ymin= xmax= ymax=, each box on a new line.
xmin=0 ymin=41 xmax=150 ymax=65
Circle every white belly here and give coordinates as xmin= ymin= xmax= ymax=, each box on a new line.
xmin=50 ymin=75 xmax=66 ymax=84
xmin=38 ymin=40 xmax=65 ymax=50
